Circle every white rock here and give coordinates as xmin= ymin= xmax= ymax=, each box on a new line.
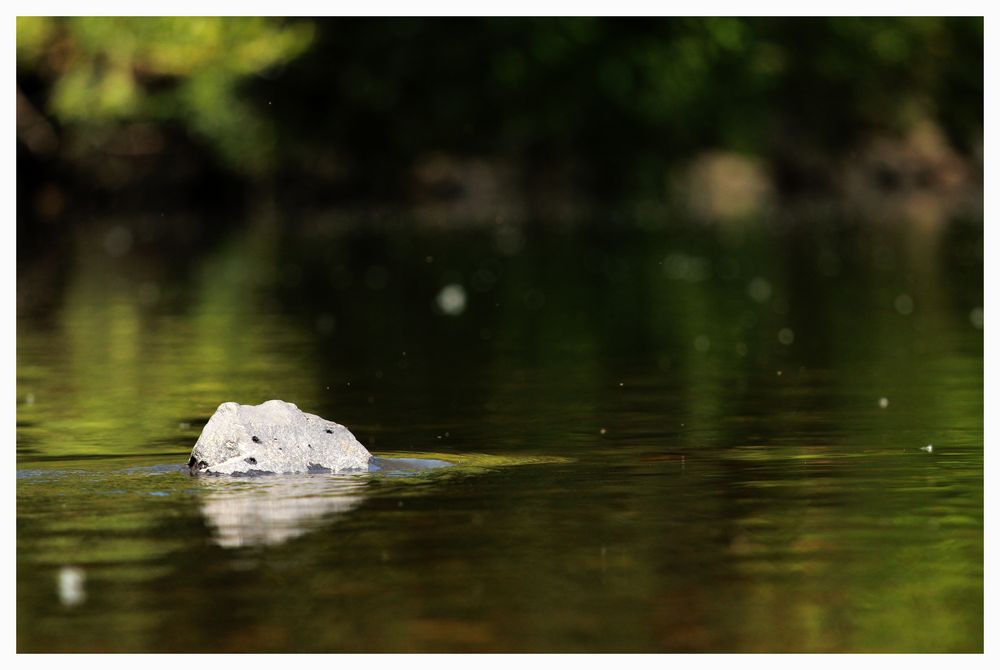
xmin=188 ymin=400 xmax=372 ymax=475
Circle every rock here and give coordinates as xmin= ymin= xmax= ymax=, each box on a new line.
xmin=188 ymin=400 xmax=372 ymax=475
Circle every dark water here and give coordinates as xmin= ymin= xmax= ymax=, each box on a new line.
xmin=17 ymin=209 xmax=983 ymax=652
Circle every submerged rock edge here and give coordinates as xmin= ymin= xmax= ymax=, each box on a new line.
xmin=188 ymin=400 xmax=373 ymax=475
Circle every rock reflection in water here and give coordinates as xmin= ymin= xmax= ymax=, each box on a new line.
xmin=199 ymin=474 xmax=369 ymax=548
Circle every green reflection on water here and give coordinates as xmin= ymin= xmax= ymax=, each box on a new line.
xmin=17 ymin=212 xmax=982 ymax=652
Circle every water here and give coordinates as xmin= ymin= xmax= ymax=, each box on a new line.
xmin=16 ymin=209 xmax=983 ymax=652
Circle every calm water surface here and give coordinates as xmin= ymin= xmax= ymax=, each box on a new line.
xmin=17 ymin=210 xmax=983 ymax=652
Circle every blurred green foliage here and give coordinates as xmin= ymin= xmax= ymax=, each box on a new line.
xmin=17 ymin=17 xmax=314 ymax=172
xmin=16 ymin=17 xmax=982 ymax=192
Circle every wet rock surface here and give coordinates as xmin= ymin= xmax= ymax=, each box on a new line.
xmin=188 ymin=400 xmax=372 ymax=475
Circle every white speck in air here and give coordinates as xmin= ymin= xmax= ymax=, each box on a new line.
xmin=747 ymin=277 xmax=772 ymax=303
xmin=894 ymin=294 xmax=914 ymax=315
xmin=103 ymin=226 xmax=133 ymax=257
xmin=879 ymin=397 xmax=889 ymax=409
xmin=436 ymin=284 xmax=467 ymax=315
xmin=522 ymin=288 xmax=545 ymax=311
